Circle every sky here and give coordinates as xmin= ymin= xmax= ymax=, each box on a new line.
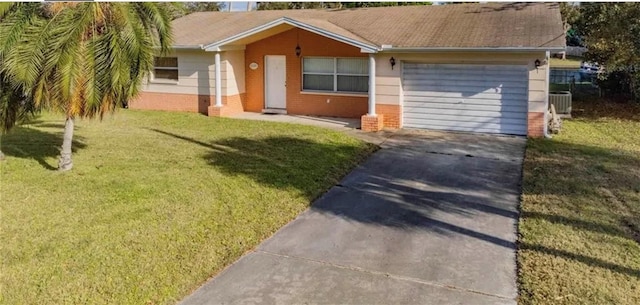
xmin=228 ymin=2 xmax=257 ymax=11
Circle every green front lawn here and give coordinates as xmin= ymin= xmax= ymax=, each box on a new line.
xmin=0 ymin=110 xmax=375 ymax=304
xmin=518 ymin=100 xmax=640 ymax=304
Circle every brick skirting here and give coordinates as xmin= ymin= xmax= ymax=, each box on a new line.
xmin=130 ymin=92 xmax=245 ymax=117
xmin=528 ymin=112 xmax=545 ymax=137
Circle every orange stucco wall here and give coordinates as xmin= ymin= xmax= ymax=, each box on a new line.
xmin=244 ymin=28 xmax=368 ymax=118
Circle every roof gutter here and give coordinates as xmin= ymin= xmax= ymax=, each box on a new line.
xmin=170 ymin=45 xmax=204 ymax=50
xmin=379 ymin=46 xmax=566 ymax=53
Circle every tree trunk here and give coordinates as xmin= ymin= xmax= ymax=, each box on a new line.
xmin=58 ymin=116 xmax=74 ymax=171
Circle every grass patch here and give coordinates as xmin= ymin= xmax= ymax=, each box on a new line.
xmin=0 ymin=110 xmax=376 ymax=304
xmin=549 ymin=55 xmax=582 ymax=69
xmin=518 ymin=99 xmax=640 ymax=304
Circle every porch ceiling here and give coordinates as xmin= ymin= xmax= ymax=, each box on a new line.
xmin=225 ymin=23 xmax=295 ymax=47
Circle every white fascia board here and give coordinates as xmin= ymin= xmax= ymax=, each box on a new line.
xmin=360 ymin=48 xmax=378 ymax=53
xmin=379 ymin=46 xmax=566 ymax=53
xmin=203 ymin=18 xmax=286 ymax=51
xmin=207 ymin=45 xmax=247 ymax=52
xmin=203 ymin=17 xmax=379 ymax=53
xmin=165 ymin=45 xmax=203 ymax=50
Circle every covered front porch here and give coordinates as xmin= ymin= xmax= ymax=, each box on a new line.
xmin=203 ymin=17 xmax=385 ymax=131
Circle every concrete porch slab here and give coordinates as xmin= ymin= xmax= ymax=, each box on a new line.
xmin=229 ymin=112 xmax=361 ymax=130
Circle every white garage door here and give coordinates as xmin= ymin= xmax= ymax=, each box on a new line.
xmin=402 ymin=64 xmax=529 ymax=135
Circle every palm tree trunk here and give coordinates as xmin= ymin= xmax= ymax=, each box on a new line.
xmin=58 ymin=116 xmax=74 ymax=171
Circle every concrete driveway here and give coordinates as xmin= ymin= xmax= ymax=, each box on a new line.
xmin=180 ymin=129 xmax=526 ymax=305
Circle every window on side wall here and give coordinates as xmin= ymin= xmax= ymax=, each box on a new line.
xmin=302 ymin=57 xmax=368 ymax=93
xmin=153 ymin=57 xmax=178 ymax=82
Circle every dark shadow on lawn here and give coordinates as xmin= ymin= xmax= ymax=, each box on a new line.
xmin=520 ymin=242 xmax=640 ymax=279
xmin=521 ymin=211 xmax=632 ymax=239
xmin=524 ymin=138 xmax=640 ymax=198
xmin=150 ymin=128 xmax=372 ymax=200
xmin=151 ymin=128 xmax=521 ymax=250
xmin=1 ymin=125 xmax=86 ymax=170
xmin=523 ymin=137 xmax=640 ymax=277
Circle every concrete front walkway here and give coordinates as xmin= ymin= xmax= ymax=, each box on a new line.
xmin=180 ymin=127 xmax=526 ymax=305
xmin=229 ymin=112 xmax=393 ymax=145
xmin=230 ymin=112 xmax=361 ymax=130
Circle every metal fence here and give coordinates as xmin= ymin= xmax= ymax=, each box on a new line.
xmin=550 ymin=68 xmax=595 ymax=84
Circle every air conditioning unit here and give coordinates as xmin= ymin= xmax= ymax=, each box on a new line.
xmin=549 ymin=91 xmax=572 ymax=116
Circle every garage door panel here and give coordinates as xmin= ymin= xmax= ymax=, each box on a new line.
xmin=403 ymin=79 xmax=528 ymax=89
xmin=404 ymin=63 xmax=527 ymax=71
xmin=404 ymin=79 xmax=528 ymax=93
xmin=404 ymin=118 xmax=527 ymax=131
xmin=403 ymin=119 xmax=527 ymax=135
xmin=404 ymin=123 xmax=527 ymax=135
xmin=402 ymin=63 xmax=528 ymax=135
xmin=403 ymin=97 xmax=528 ymax=110
xmin=402 ymin=70 xmax=527 ymax=80
xmin=402 ymin=107 xmax=527 ymax=119
xmin=404 ymin=71 xmax=522 ymax=81
xmin=403 ymin=113 xmax=526 ymax=125
xmin=404 ymin=90 xmax=527 ymax=101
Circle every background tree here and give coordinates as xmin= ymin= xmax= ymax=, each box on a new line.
xmin=185 ymin=2 xmax=225 ymax=13
xmin=166 ymin=2 xmax=225 ymax=19
xmin=560 ymin=2 xmax=583 ymax=47
xmin=339 ymin=2 xmax=431 ymax=8
xmin=257 ymin=2 xmax=431 ymax=10
xmin=0 ymin=2 xmax=173 ymax=170
xmin=577 ymin=3 xmax=640 ymax=101
xmin=258 ymin=2 xmax=327 ymax=10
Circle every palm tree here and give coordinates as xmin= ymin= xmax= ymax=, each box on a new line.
xmin=0 ymin=2 xmax=172 ymax=170
xmin=0 ymin=72 xmax=36 ymax=160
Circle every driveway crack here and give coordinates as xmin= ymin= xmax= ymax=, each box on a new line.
xmin=255 ymin=249 xmax=515 ymax=301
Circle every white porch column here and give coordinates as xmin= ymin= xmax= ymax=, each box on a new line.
xmin=367 ymin=54 xmax=376 ymax=116
xmin=544 ymin=50 xmax=550 ymax=137
xmin=214 ymin=52 xmax=222 ymax=107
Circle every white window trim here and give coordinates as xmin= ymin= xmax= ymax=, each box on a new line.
xmin=151 ymin=57 xmax=179 ymax=84
xmin=302 ymin=56 xmax=368 ymax=94
xmin=299 ymin=91 xmax=367 ymax=97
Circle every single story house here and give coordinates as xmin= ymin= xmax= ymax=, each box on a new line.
xmin=131 ymin=2 xmax=565 ymax=137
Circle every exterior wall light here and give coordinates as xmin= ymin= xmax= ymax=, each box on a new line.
xmin=390 ymin=57 xmax=396 ymax=70
xmin=295 ymin=44 xmax=301 ymax=57
xmin=535 ymin=59 xmax=541 ymax=69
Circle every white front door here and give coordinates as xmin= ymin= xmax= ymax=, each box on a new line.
xmin=265 ymin=55 xmax=286 ymax=109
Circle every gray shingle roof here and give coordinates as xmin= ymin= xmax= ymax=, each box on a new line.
xmin=172 ymin=2 xmax=565 ymax=49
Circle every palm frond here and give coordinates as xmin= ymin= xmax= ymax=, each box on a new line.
xmin=0 ymin=73 xmax=36 ymax=133
xmin=0 ymin=2 xmax=173 ymax=120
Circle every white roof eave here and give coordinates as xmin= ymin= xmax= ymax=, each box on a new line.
xmin=201 ymin=17 xmax=379 ymax=53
